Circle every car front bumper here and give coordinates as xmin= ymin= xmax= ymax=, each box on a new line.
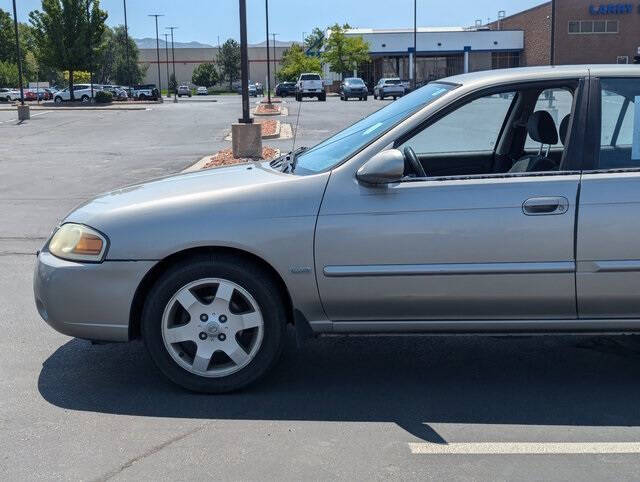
xmin=33 ymin=251 xmax=156 ymax=342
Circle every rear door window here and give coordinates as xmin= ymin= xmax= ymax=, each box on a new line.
xmin=598 ymin=78 xmax=640 ymax=169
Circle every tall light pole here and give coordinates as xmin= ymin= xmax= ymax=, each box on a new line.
xmin=11 ymin=0 xmax=25 ymax=106
xmin=123 ymin=0 xmax=132 ymax=93
xmin=550 ymin=0 xmax=556 ymax=65
xmin=149 ymin=14 xmax=164 ymax=94
xmin=272 ymin=33 xmax=278 ymax=85
xmin=163 ymin=33 xmax=171 ymax=97
xmin=86 ymin=0 xmax=94 ymax=100
xmin=265 ymin=0 xmax=272 ymax=104
xmin=239 ymin=0 xmax=251 ymax=123
xmin=166 ymin=26 xmax=178 ymax=102
xmin=413 ymin=0 xmax=417 ymax=90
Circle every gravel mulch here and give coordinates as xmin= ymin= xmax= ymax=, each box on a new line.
xmin=258 ymin=119 xmax=278 ymax=137
xmin=255 ymin=102 xmax=281 ymax=115
xmin=202 ymin=147 xmax=279 ymax=169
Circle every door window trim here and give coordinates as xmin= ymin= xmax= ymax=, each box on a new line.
xmin=393 ymin=78 xmax=587 ymax=183
xmin=583 ymin=76 xmax=640 ymax=174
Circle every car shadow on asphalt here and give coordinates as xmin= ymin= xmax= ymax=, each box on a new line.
xmin=38 ymin=330 xmax=640 ymax=443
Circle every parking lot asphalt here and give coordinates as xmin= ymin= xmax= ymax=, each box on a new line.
xmin=2 ymin=96 xmax=640 ymax=481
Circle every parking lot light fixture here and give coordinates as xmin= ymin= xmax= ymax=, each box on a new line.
xmin=166 ymin=26 xmax=178 ymax=103
xmin=12 ymin=0 xmax=29 ymax=120
xmin=164 ymin=33 xmax=171 ymax=97
xmin=265 ymin=0 xmax=271 ymax=105
xmin=149 ymin=14 xmax=164 ymax=96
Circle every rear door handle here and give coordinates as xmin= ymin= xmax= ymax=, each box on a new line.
xmin=522 ymin=196 xmax=569 ymax=216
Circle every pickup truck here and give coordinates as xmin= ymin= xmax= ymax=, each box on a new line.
xmin=295 ymin=73 xmax=326 ymax=101
xmin=132 ymin=84 xmax=159 ymax=101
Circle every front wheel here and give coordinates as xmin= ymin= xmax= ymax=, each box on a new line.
xmin=54 ymin=96 xmax=63 ymax=104
xmin=81 ymin=95 xmax=90 ymax=103
xmin=142 ymin=255 xmax=287 ymax=393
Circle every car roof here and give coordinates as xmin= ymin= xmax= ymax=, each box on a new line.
xmin=442 ymin=65 xmax=640 ymax=89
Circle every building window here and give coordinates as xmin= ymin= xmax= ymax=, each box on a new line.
xmin=569 ymin=20 xmax=619 ymax=34
xmin=581 ymin=20 xmax=594 ymax=33
xmin=492 ymin=51 xmax=520 ymax=69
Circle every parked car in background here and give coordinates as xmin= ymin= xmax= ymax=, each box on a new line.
xmin=102 ymin=85 xmax=129 ymax=100
xmin=196 ymin=86 xmax=208 ymax=95
xmin=340 ymin=77 xmax=368 ymax=101
xmin=132 ymin=84 xmax=159 ymax=101
xmin=24 ymin=90 xmax=37 ymax=101
xmin=374 ymin=78 xmax=405 ymax=100
xmin=255 ymin=82 xmax=264 ymax=96
xmin=295 ymin=73 xmax=326 ymax=101
xmin=53 ymin=84 xmax=102 ymax=104
xmin=275 ymin=82 xmax=296 ymax=97
xmin=0 ymin=88 xmax=21 ymax=101
xmin=249 ymin=83 xmax=257 ymax=97
xmin=178 ymin=85 xmax=192 ymax=97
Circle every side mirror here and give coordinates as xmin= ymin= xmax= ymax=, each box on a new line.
xmin=356 ymin=149 xmax=405 ymax=185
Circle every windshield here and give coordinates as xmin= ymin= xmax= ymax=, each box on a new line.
xmin=294 ymin=82 xmax=456 ymax=174
xmin=301 ymin=74 xmax=321 ymax=81
xmin=346 ymin=78 xmax=364 ymax=85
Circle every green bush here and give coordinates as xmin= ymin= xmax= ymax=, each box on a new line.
xmin=95 ymin=90 xmax=113 ymax=103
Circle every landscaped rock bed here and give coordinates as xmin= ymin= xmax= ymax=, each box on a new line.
xmin=255 ymin=102 xmax=281 ymax=115
xmin=259 ymin=119 xmax=279 ymax=138
xmin=202 ymin=147 xmax=280 ymax=169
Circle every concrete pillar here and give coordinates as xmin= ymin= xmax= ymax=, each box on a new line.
xmin=17 ymin=105 xmax=30 ymax=121
xmin=463 ymin=46 xmax=471 ymax=74
xmin=232 ymin=123 xmax=262 ymax=158
xmin=409 ymin=51 xmax=414 ymax=82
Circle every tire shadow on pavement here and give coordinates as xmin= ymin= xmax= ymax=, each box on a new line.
xmin=38 ymin=330 xmax=640 ymax=443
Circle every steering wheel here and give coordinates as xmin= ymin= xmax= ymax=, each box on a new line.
xmin=403 ymin=146 xmax=427 ymax=178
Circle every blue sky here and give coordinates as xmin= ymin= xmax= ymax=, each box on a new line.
xmin=6 ymin=0 xmax=543 ymax=45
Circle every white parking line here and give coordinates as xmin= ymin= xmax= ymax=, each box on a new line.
xmin=0 ymin=110 xmax=51 ymax=124
xmin=408 ymin=442 xmax=640 ymax=455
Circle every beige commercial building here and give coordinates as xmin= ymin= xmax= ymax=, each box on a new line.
xmin=138 ymin=43 xmax=291 ymax=88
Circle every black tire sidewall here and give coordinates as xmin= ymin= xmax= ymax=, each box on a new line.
xmin=142 ymin=255 xmax=286 ymax=393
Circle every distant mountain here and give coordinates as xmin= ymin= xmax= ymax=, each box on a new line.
xmin=250 ymin=40 xmax=295 ymax=48
xmin=135 ymin=38 xmax=213 ymax=49
xmin=135 ymin=37 xmax=296 ymax=49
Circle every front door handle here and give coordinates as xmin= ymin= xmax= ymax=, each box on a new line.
xmin=522 ymin=196 xmax=569 ymax=216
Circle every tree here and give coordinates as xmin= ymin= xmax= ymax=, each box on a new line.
xmin=216 ymin=39 xmax=240 ymax=91
xmin=0 ymin=60 xmax=19 ymax=87
xmin=322 ymin=23 xmax=369 ymax=76
xmin=94 ymin=25 xmax=146 ymax=85
xmin=192 ymin=63 xmax=218 ymax=88
xmin=277 ymin=44 xmax=322 ymax=82
xmin=29 ymin=0 xmax=107 ymax=99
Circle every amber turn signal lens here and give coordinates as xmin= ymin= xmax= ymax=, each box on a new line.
xmin=74 ymin=233 xmax=103 ymax=255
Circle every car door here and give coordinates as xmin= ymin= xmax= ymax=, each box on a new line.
xmin=577 ymin=75 xmax=640 ymax=319
xmin=315 ymin=83 xmax=584 ymax=327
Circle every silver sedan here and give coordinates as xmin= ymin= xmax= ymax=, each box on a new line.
xmin=34 ymin=65 xmax=640 ymax=392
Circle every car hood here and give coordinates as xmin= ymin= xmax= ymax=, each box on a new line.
xmin=64 ymin=161 xmax=330 ymax=260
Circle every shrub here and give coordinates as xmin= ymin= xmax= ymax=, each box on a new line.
xmin=95 ymin=90 xmax=113 ymax=104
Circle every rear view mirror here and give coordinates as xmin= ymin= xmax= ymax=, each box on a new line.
xmin=356 ymin=149 xmax=405 ymax=185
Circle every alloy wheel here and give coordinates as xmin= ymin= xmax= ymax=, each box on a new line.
xmin=161 ymin=278 xmax=264 ymax=378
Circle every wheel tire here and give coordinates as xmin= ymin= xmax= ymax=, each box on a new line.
xmin=54 ymin=96 xmax=62 ymax=104
xmin=142 ymin=254 xmax=287 ymax=393
xmin=319 ymin=93 xmax=326 ymax=101
xmin=139 ymin=94 xmax=147 ymax=100
xmin=363 ymin=96 xmax=368 ymax=101
xmin=393 ymin=96 xmax=397 ymax=100
xmin=81 ymin=95 xmax=89 ymax=103
xmin=296 ymin=93 xmax=301 ymax=102
xmin=380 ymin=92 xmax=385 ymax=100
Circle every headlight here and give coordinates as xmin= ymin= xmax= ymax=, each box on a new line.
xmin=48 ymin=223 xmax=108 ymax=262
